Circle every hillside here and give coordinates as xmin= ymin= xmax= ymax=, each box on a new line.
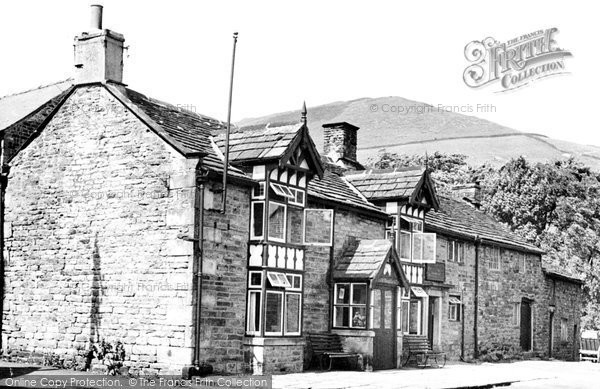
xmin=238 ymin=96 xmax=600 ymax=170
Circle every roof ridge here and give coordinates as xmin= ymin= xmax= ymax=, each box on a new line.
xmin=124 ymin=87 xmax=228 ymax=129
xmin=346 ymin=166 xmax=425 ymax=176
xmin=0 ymin=78 xmax=73 ymax=101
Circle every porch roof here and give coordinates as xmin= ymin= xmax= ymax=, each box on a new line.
xmin=334 ymin=240 xmax=410 ymax=291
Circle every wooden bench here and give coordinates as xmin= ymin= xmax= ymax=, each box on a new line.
xmin=580 ymin=338 xmax=600 ymax=362
xmin=401 ymin=335 xmax=446 ymax=368
xmin=306 ymin=333 xmax=361 ymax=370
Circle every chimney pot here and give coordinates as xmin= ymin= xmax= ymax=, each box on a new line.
xmin=74 ymin=5 xmax=125 ymax=84
xmin=90 ymin=5 xmax=103 ymax=30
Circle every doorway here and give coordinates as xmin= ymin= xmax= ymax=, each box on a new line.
xmin=427 ymin=297 xmax=439 ymax=347
xmin=372 ymin=287 xmax=396 ymax=369
xmin=520 ymin=299 xmax=532 ymax=351
xmin=548 ymin=312 xmax=554 ymax=358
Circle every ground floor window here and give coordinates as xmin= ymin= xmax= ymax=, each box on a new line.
xmin=401 ymin=297 xmax=422 ymax=335
xmin=246 ymin=270 xmax=303 ymax=336
xmin=448 ymin=295 xmax=462 ymax=321
xmin=560 ymin=318 xmax=568 ymax=341
xmin=333 ymin=283 xmax=367 ymax=328
xmin=512 ymin=302 xmax=521 ymax=326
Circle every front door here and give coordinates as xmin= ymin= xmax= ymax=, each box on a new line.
xmin=427 ymin=298 xmax=435 ymax=346
xmin=372 ymin=287 xmax=396 ymax=369
xmin=520 ymin=299 xmax=532 ymax=351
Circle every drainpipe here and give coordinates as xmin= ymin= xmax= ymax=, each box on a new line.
xmin=193 ymin=160 xmax=210 ymax=367
xmin=473 ymin=235 xmax=481 ymax=359
xmin=327 ymin=206 xmax=339 ymax=331
xmin=460 ymin=286 xmax=465 ymax=361
xmin=0 ymin=135 xmax=7 ymax=350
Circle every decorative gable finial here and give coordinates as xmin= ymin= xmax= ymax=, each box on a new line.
xmin=301 ymin=101 xmax=307 ymax=125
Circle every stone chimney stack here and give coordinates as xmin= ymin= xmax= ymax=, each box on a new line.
xmin=322 ymin=122 xmax=359 ymax=163
xmin=73 ymin=5 xmax=125 ymax=84
xmin=453 ymin=182 xmax=482 ymax=209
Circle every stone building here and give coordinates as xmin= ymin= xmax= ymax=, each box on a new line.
xmin=0 ymin=5 xmax=583 ymax=376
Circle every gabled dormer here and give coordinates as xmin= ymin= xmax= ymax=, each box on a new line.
xmin=345 ymin=167 xmax=440 ymax=285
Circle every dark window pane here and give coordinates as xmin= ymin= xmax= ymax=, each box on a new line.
xmin=335 ymin=306 xmax=350 ymax=327
xmin=265 ymin=293 xmax=283 ymax=333
xmin=252 ymin=202 xmax=264 ymax=238
xmin=250 ymin=272 xmax=262 ymax=287
xmin=352 ymin=284 xmax=367 ymax=305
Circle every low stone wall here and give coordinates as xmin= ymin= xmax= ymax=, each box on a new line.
xmin=243 ymin=338 xmax=304 ymax=375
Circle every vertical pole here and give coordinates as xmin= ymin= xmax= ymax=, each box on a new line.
xmin=221 ymin=32 xmax=238 ymax=214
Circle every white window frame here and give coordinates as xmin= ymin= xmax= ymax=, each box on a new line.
xmin=246 ymin=290 xmax=262 ymax=335
xmin=303 ymin=209 xmax=334 ymax=246
xmin=264 ymin=290 xmax=285 ymax=336
xmin=512 ymin=302 xmax=521 ymax=326
xmin=248 ymin=271 xmax=263 ymax=288
xmin=270 ymin=183 xmax=295 ymax=199
xmin=252 ymin=182 xmax=266 ymax=199
xmin=396 ymin=287 xmax=403 ymax=330
xmin=250 ymin=201 xmax=265 ymax=240
xmin=267 ymin=271 xmax=292 ymax=288
xmin=267 ymin=201 xmax=287 ymax=243
xmin=285 ymin=274 xmax=302 ymax=291
xmin=333 ymin=283 xmax=367 ymax=329
xmin=411 ymin=233 xmax=437 ymax=264
xmin=399 ymin=230 xmax=412 ymax=261
xmin=288 ymin=188 xmax=306 ymax=207
xmin=448 ymin=296 xmax=462 ymax=321
xmin=284 ymin=292 xmax=302 ymax=336
xmin=448 ymin=240 xmax=464 ymax=263
xmin=402 ymin=297 xmax=422 ymax=335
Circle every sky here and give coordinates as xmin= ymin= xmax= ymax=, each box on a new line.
xmin=0 ymin=0 xmax=597 ymax=146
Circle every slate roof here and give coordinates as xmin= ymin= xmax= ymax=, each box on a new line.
xmin=425 ymin=196 xmax=544 ymax=254
xmin=334 ymin=239 xmax=394 ymax=279
xmin=345 ymin=167 xmax=425 ymax=200
xmin=214 ymin=125 xmax=300 ymax=163
xmin=542 ymin=258 xmax=584 ymax=284
xmin=307 ymin=167 xmax=385 ymax=215
xmin=104 ymin=84 xmax=248 ymax=179
xmin=0 ymin=79 xmax=73 ymax=131
xmin=3 ymin=87 xmax=74 ymax=162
